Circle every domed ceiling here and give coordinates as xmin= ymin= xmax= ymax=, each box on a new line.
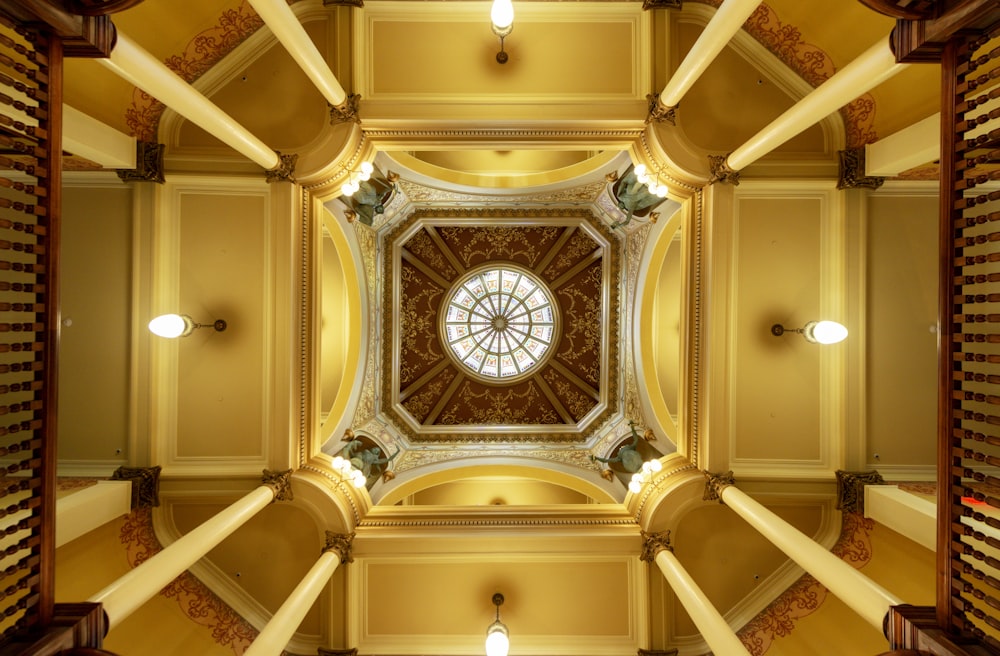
xmin=384 ymin=209 xmax=621 ymax=442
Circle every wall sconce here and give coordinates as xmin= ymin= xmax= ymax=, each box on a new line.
xmin=148 ymin=314 xmax=227 ymax=339
xmin=330 ymin=455 xmax=368 ymax=489
xmin=771 ymin=320 xmax=848 ymax=344
xmin=485 ymin=593 xmax=509 ymax=656
xmin=633 ymin=164 xmax=668 ymax=198
xmin=628 ymin=458 xmax=663 ymax=494
xmin=340 ymin=161 xmax=374 ymax=198
xmin=490 ymin=0 xmax=514 ymax=64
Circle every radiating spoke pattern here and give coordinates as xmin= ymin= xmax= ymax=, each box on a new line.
xmin=443 ymin=266 xmax=557 ymax=380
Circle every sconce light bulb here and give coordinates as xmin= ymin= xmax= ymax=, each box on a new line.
xmin=490 ymin=0 xmax=514 ymax=29
xmin=341 ymin=181 xmax=355 ymax=197
xmin=634 ymin=164 xmax=648 ymax=183
xmin=628 ymin=480 xmax=643 ymax=494
xmin=648 ymin=458 xmax=662 ymax=472
xmin=351 ymin=471 xmax=366 ymax=488
xmin=804 ymin=320 xmax=848 ymax=344
xmin=641 ymin=461 xmax=652 ymax=474
xmin=148 ymin=313 xmax=194 ymax=338
xmin=360 ymin=161 xmax=374 ymax=176
xmin=656 ymin=184 xmax=668 ymax=197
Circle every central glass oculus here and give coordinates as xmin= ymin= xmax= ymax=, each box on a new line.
xmin=441 ymin=264 xmax=559 ymax=382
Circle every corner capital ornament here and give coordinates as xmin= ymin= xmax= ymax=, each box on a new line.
xmin=645 ymin=93 xmax=677 ymax=125
xmin=708 ymin=154 xmax=740 ymax=185
xmin=837 ymin=147 xmax=885 ymax=190
xmin=265 ymin=151 xmax=297 ymax=183
xmin=110 ymin=465 xmax=162 ymax=508
xmin=324 ymin=531 xmax=355 ymax=563
xmin=330 ymin=93 xmax=362 ymax=125
xmin=116 ymin=141 xmax=165 ymax=184
xmin=640 ymin=530 xmax=672 ymax=562
xmin=703 ymin=470 xmax=735 ymax=502
xmin=835 ymin=469 xmax=885 ymax=514
xmin=262 ymin=468 xmax=294 ymax=502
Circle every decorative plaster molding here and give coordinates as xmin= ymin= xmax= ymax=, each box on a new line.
xmin=639 ymin=530 xmax=672 ymax=561
xmin=265 ymin=152 xmax=298 ymax=183
xmin=708 ymin=154 xmax=740 ymax=185
xmin=702 ymin=469 xmax=735 ymax=502
xmin=262 ymin=468 xmax=294 ymax=501
xmin=324 ymin=531 xmax=356 ymax=563
xmin=330 ymin=94 xmax=362 ymax=125
xmin=645 ymin=93 xmax=676 ymax=125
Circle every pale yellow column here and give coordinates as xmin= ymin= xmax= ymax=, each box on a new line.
xmin=705 ymin=472 xmax=902 ymax=631
xmin=246 ymin=0 xmax=347 ymax=107
xmin=641 ymin=532 xmax=751 ymax=656
xmin=719 ymin=37 xmax=909 ymax=175
xmin=244 ymin=533 xmax=354 ymax=656
xmin=89 ymin=470 xmax=293 ymax=629
xmin=658 ymin=0 xmax=762 ymax=108
xmin=97 ymin=31 xmax=281 ymax=170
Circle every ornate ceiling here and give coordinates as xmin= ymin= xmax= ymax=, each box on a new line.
xmin=382 ymin=208 xmax=621 ymax=443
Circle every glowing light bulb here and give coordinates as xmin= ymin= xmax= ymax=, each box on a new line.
xmin=804 ymin=320 xmax=848 ymax=344
xmin=628 ymin=480 xmax=643 ymax=494
xmin=490 ymin=0 xmax=514 ymax=29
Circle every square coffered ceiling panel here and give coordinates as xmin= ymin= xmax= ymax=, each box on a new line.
xmin=382 ymin=209 xmax=621 ymax=443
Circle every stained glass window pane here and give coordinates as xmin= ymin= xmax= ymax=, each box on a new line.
xmin=443 ymin=266 xmax=557 ymax=380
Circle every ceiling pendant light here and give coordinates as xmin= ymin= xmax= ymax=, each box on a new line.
xmin=485 ymin=593 xmax=509 ymax=656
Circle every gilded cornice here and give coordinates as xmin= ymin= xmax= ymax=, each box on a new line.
xmin=391 ymin=446 xmax=603 ymax=475
xmin=396 ymin=180 xmax=606 ymax=205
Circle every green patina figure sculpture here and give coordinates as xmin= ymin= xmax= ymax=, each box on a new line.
xmin=611 ymin=168 xmax=664 ymax=229
xmin=590 ymin=420 xmax=644 ymax=473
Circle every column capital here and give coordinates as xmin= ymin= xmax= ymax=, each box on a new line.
xmin=330 ymin=93 xmax=362 ymax=125
xmin=708 ymin=154 xmax=740 ymax=185
xmin=110 ymin=465 xmax=162 ymax=509
xmin=261 ymin=469 xmax=294 ymax=502
xmin=637 ymin=650 xmax=679 ymax=656
xmin=640 ymin=530 xmax=672 ymax=562
xmin=641 ymin=0 xmax=682 ymax=9
xmin=265 ymin=152 xmax=297 ymax=183
xmin=324 ymin=531 xmax=355 ymax=564
xmin=645 ymin=93 xmax=677 ymax=125
xmin=116 ymin=141 xmax=165 ymax=184
xmin=837 ymin=148 xmax=885 ymax=190
xmin=703 ymin=470 xmax=735 ymax=503
xmin=318 ymin=650 xmax=359 ymax=656
xmin=835 ymin=469 xmax=885 ymax=514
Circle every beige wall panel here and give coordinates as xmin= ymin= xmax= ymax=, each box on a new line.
xmin=654 ymin=236 xmax=682 ymax=419
xmin=732 ymin=197 xmax=822 ymax=462
xmin=59 ymin=186 xmax=133 ymax=465
xmin=361 ymin=558 xmax=634 ymax=640
xmin=675 ymin=22 xmax=826 ymax=156
xmin=866 ymin=194 xmax=937 ymax=468
xmin=176 ymin=193 xmax=266 ymax=459
xmin=369 ymin=21 xmax=635 ymax=97
xmin=321 ymin=231 xmax=347 ymax=417
xmin=410 ymin=477 xmax=590 ymax=505
xmin=172 ymin=501 xmax=324 ymax=635
xmin=179 ymin=20 xmax=330 ymax=151
xmin=670 ymin=501 xmax=823 ymax=636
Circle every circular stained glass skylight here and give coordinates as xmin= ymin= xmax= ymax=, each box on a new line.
xmin=441 ymin=265 xmax=559 ymax=382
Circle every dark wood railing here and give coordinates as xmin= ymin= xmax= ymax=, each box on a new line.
xmin=941 ymin=23 xmax=1000 ymax=651
xmin=0 ymin=4 xmax=115 ymax=655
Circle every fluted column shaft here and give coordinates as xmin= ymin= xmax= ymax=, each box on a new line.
xmin=726 ymin=37 xmax=908 ymax=171
xmin=716 ymin=482 xmax=902 ymax=630
xmin=643 ymin=533 xmax=751 ymax=656
xmin=89 ymin=470 xmax=293 ymax=629
xmin=97 ymin=31 xmax=281 ymax=170
xmin=659 ymin=0 xmax=762 ymax=107
xmin=247 ymin=0 xmax=348 ymax=107
xmin=244 ymin=533 xmax=354 ymax=656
